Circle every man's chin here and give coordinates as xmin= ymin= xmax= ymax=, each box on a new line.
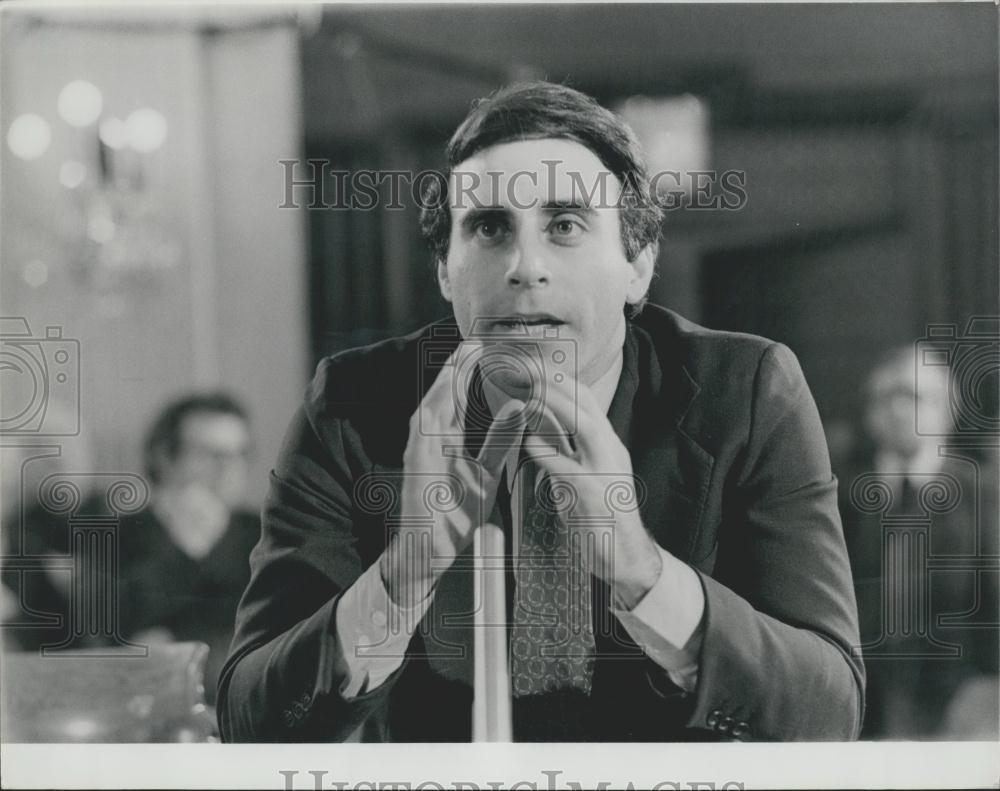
xmin=485 ymin=373 xmax=535 ymax=400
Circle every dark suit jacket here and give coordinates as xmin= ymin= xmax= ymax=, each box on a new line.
xmin=839 ymin=451 xmax=999 ymax=738
xmin=218 ymin=306 xmax=864 ymax=742
xmin=117 ymin=508 xmax=260 ymax=704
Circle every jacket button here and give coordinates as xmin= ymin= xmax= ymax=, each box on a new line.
xmin=718 ymin=716 xmax=735 ymax=734
xmin=706 ymin=710 xmax=722 ymax=728
xmin=732 ymin=721 xmax=749 ymax=738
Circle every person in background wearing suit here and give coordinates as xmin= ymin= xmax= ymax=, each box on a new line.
xmin=841 ymin=347 xmax=998 ymax=739
xmin=219 ymin=81 xmax=864 ymax=742
xmin=118 ymin=392 xmax=259 ymax=704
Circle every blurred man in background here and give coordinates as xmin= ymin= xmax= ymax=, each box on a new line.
xmin=841 ymin=346 xmax=998 ymax=739
xmin=118 ymin=392 xmax=259 ymax=704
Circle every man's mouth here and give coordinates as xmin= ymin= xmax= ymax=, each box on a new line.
xmin=493 ymin=314 xmax=566 ymax=329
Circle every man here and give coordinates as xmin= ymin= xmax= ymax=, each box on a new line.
xmin=118 ymin=392 xmax=259 ymax=704
xmin=219 ymin=81 xmax=864 ymax=742
xmin=0 ymin=406 xmax=95 ymax=653
xmin=841 ymin=347 xmax=998 ymax=739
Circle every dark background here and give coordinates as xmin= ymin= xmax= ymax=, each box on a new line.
xmin=302 ymin=3 xmax=998 ymax=448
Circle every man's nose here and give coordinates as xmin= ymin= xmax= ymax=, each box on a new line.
xmin=505 ymin=233 xmax=550 ymax=288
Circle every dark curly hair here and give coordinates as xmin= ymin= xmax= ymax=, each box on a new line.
xmin=419 ymin=81 xmax=663 ymax=316
xmin=143 ymin=392 xmax=249 ymax=484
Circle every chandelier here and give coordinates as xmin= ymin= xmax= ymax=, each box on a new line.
xmin=6 ymin=79 xmax=179 ymax=316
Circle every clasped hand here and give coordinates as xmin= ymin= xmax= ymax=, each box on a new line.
xmin=380 ymin=342 xmax=662 ymax=610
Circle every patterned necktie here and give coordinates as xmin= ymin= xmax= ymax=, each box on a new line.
xmin=509 ymin=458 xmax=596 ymax=697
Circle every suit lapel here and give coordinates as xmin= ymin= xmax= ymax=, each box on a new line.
xmin=613 ymin=323 xmax=715 ymax=564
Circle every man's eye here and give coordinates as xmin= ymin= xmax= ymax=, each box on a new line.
xmin=473 ymin=220 xmax=506 ymax=241
xmin=549 ymin=217 xmax=584 ymax=239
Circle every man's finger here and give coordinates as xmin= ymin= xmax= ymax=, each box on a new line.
xmin=477 ymin=398 xmax=526 ymax=474
xmin=529 ymin=381 xmax=602 ymax=457
xmin=521 ymin=437 xmax=582 ymax=489
xmin=419 ymin=340 xmax=485 ymax=434
xmin=530 ymin=400 xmax=576 ymax=459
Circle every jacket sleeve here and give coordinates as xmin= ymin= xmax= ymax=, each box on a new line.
xmin=216 ymin=398 xmax=406 ymax=742
xmin=682 ymin=342 xmax=866 ymax=740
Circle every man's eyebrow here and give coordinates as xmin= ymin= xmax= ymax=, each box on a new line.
xmin=540 ymin=200 xmax=598 ymax=216
xmin=458 ymin=206 xmax=510 ymax=231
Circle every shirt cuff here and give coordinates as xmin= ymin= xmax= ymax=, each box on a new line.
xmin=611 ymin=544 xmax=706 ymax=692
xmin=334 ymin=555 xmax=435 ymax=699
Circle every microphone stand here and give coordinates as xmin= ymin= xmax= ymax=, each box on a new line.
xmin=472 ymin=522 xmax=512 ymax=742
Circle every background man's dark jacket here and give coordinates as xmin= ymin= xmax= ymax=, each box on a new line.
xmin=117 ymin=508 xmax=260 ymax=704
xmin=218 ymin=305 xmax=865 ymax=741
xmin=839 ymin=450 xmax=998 ymax=738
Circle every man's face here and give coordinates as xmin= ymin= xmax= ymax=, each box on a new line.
xmin=161 ymin=411 xmax=251 ymax=508
xmin=864 ymin=355 xmax=952 ymax=457
xmin=438 ymin=138 xmax=654 ymax=393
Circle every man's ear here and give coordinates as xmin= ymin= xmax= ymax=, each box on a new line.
xmin=625 ymin=243 xmax=657 ymax=305
xmin=437 ymin=257 xmax=453 ymax=302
